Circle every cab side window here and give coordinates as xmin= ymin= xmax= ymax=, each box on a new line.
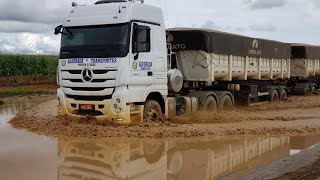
xmin=133 ymin=24 xmax=151 ymax=53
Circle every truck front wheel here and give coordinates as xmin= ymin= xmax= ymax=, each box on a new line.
xmin=144 ymin=100 xmax=163 ymax=122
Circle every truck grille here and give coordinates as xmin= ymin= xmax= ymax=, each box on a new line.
xmin=63 ymin=70 xmax=82 ymax=74
xmin=66 ymin=94 xmax=112 ymax=101
xmin=60 ymin=69 xmax=117 ymax=96
xmin=63 ymin=79 xmax=111 ymax=83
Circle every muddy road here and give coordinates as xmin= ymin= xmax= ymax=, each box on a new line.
xmin=9 ymin=95 xmax=320 ymax=139
xmin=1 ymin=95 xmax=320 ymax=179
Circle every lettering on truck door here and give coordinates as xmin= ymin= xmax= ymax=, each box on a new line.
xmin=130 ymin=22 xmax=154 ymax=85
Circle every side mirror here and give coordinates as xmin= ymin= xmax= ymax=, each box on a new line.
xmin=54 ymin=25 xmax=63 ymax=35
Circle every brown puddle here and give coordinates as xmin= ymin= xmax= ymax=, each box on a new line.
xmin=55 ymin=135 xmax=320 ymax=180
xmin=0 ymin=95 xmax=54 ymax=124
xmin=0 ymin=96 xmax=320 ymax=180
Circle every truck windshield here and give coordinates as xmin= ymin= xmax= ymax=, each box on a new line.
xmin=60 ymin=23 xmax=130 ymax=59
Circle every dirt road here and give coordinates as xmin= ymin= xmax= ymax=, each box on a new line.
xmin=246 ymin=143 xmax=320 ymax=180
xmin=9 ymin=95 xmax=320 ymax=139
xmin=3 ymin=95 xmax=320 ymax=180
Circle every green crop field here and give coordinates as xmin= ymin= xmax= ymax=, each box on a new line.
xmin=0 ymin=54 xmax=58 ymax=77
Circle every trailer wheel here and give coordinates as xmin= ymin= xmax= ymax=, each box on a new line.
xmin=144 ymin=100 xmax=163 ymax=122
xmin=220 ymin=95 xmax=234 ymax=111
xmin=203 ymin=96 xmax=218 ymax=112
xmin=310 ymin=86 xmax=316 ymax=94
xmin=270 ymin=90 xmax=280 ymax=102
xmin=280 ymin=90 xmax=288 ymax=100
xmin=304 ymin=87 xmax=311 ymax=95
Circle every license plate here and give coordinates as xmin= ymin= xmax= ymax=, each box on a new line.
xmin=80 ymin=104 xmax=94 ymax=111
xmin=79 ymin=149 xmax=94 ymax=156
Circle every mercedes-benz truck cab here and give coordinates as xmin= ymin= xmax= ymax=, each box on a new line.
xmin=55 ymin=0 xmax=168 ymax=124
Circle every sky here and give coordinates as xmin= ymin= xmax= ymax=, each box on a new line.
xmin=0 ymin=0 xmax=319 ymax=54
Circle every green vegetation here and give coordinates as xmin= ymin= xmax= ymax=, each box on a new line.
xmin=0 ymin=54 xmax=58 ymax=77
xmin=0 ymin=88 xmax=53 ymax=97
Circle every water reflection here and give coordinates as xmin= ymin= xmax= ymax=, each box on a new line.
xmin=57 ymin=136 xmax=297 ymax=180
xmin=1 ymin=96 xmax=320 ymax=180
xmin=0 ymin=96 xmax=53 ymax=124
xmin=0 ymin=97 xmax=33 ymax=123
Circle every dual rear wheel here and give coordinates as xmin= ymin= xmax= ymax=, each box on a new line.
xmin=143 ymin=95 xmax=234 ymax=121
xmin=203 ymin=95 xmax=233 ymax=112
xmin=271 ymin=89 xmax=288 ymax=102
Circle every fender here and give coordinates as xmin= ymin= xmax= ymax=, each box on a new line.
xmin=142 ymin=85 xmax=167 ymax=102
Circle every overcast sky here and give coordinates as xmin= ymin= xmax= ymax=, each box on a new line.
xmin=0 ymin=0 xmax=319 ymax=54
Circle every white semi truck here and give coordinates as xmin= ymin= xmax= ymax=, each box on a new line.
xmin=55 ymin=0 xmax=320 ymax=124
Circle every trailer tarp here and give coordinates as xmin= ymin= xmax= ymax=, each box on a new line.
xmin=291 ymin=44 xmax=320 ymax=59
xmin=166 ymin=28 xmax=291 ymax=59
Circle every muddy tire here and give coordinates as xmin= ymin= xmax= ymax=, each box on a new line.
xmin=304 ymin=87 xmax=311 ymax=95
xmin=280 ymin=90 xmax=288 ymax=100
xmin=310 ymin=86 xmax=316 ymax=94
xmin=220 ymin=95 xmax=234 ymax=111
xmin=144 ymin=100 xmax=163 ymax=122
xmin=270 ymin=90 xmax=280 ymax=102
xmin=203 ymin=96 xmax=218 ymax=112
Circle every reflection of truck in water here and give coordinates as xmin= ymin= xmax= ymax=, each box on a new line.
xmin=57 ymin=137 xmax=290 ymax=180
xmin=55 ymin=0 xmax=320 ymax=124
xmin=57 ymin=139 xmax=167 ymax=179
xmin=166 ymin=137 xmax=290 ymax=179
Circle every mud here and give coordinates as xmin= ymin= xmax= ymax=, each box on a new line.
xmin=4 ymin=95 xmax=320 ymax=179
xmin=8 ymin=95 xmax=320 ymax=139
xmin=273 ymin=158 xmax=320 ymax=180
xmin=246 ymin=143 xmax=320 ymax=180
xmin=173 ymin=95 xmax=320 ymax=124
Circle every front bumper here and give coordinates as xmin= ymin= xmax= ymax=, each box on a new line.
xmin=57 ymin=88 xmax=143 ymax=124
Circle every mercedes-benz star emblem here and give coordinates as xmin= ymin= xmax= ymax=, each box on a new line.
xmin=82 ymin=68 xmax=93 ymax=82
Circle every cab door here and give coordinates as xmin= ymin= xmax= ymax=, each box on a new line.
xmin=129 ymin=23 xmax=154 ymax=85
